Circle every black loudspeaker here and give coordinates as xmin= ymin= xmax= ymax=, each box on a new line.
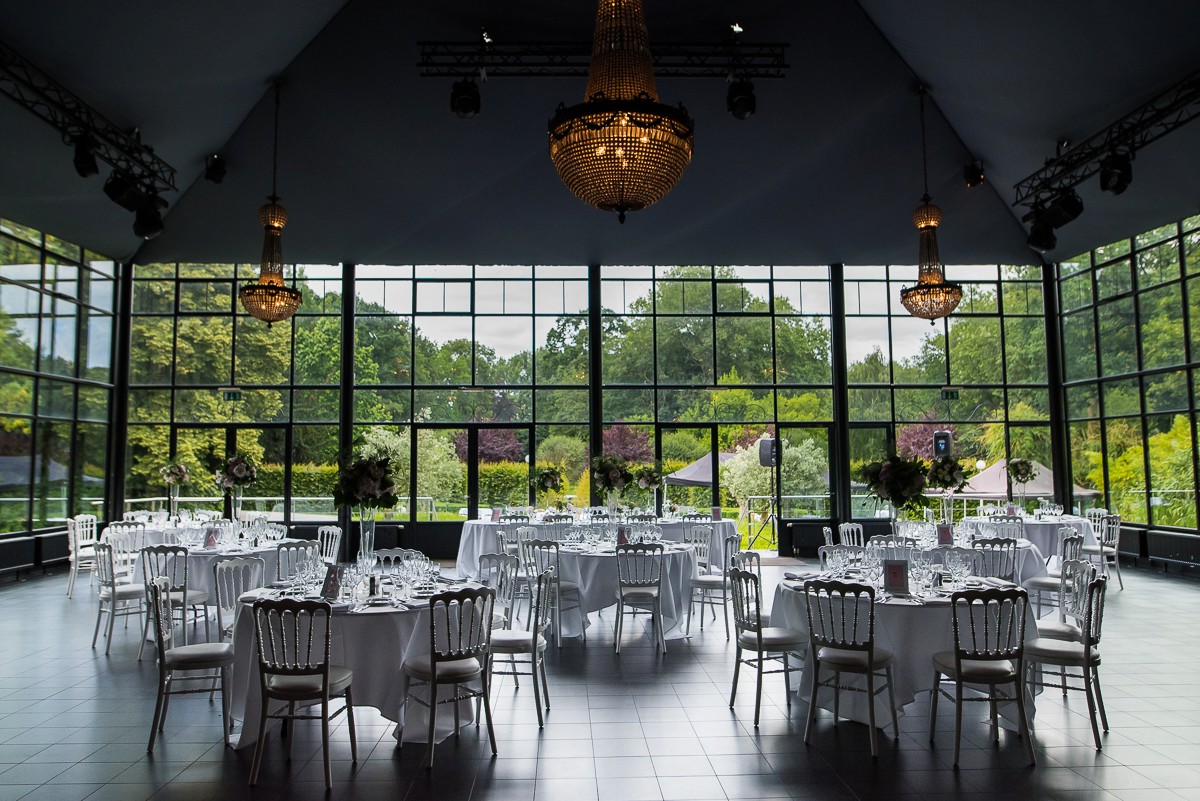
xmin=758 ymin=438 xmax=777 ymax=467
xmin=933 ymin=430 xmax=953 ymax=457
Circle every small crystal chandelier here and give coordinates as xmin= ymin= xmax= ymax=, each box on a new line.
xmin=548 ymin=0 xmax=694 ymax=223
xmin=239 ymin=82 xmax=301 ymax=325
xmin=900 ymin=87 xmax=962 ymax=324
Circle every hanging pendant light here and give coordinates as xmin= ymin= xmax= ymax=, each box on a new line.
xmin=239 ymin=82 xmax=301 ymax=325
xmin=548 ymin=0 xmax=694 ymax=223
xmin=900 ymin=86 xmax=962 ymax=325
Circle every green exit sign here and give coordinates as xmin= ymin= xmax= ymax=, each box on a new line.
xmin=221 ymin=389 xmax=243 ymax=402
xmin=940 ymin=388 xmax=960 ymax=401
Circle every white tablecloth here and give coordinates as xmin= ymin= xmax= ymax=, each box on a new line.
xmin=555 ymin=545 xmax=698 ymax=640
xmin=771 ymin=582 xmax=1038 ymax=728
xmin=129 ymin=544 xmax=280 ymax=601
xmin=964 ymin=516 xmax=1096 ymax=562
xmin=230 ymin=597 xmax=474 ymax=749
xmin=455 ymin=519 xmax=735 ymax=578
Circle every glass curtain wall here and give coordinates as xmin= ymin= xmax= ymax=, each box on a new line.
xmin=844 ymin=264 xmax=1050 ymax=519
xmin=0 ymin=219 xmax=114 ymax=533
xmin=1059 ymin=215 xmax=1200 ymax=529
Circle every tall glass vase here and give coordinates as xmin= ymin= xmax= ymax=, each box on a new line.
xmin=357 ymin=506 xmax=376 ymax=557
xmin=167 ymin=484 xmax=179 ymax=520
xmin=941 ymin=491 xmax=954 ymax=525
xmin=605 ymin=490 xmax=621 ymax=516
xmin=232 ymin=487 xmax=243 ymax=521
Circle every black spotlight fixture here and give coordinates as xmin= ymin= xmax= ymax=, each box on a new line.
xmin=450 ymin=79 xmax=480 ymax=119
xmin=726 ymin=79 xmax=756 ymax=120
xmin=1027 ymin=215 xmax=1057 ymax=254
xmin=1042 ymin=190 xmax=1084 ymax=228
xmin=132 ymin=195 xmax=166 ymax=240
xmin=103 ymin=170 xmax=151 ymax=211
xmin=73 ymin=131 xmax=99 ymax=178
xmin=1099 ymin=151 xmax=1132 ymax=195
xmin=963 ymin=160 xmax=985 ymax=188
xmin=204 ymin=154 xmax=227 ymax=183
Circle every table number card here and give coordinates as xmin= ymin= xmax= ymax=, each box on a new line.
xmin=490 ymin=508 xmax=501 ymax=522
xmin=883 ymin=559 xmax=910 ymax=596
xmin=711 ymin=506 xmax=722 ymax=521
xmin=936 ymin=523 xmax=954 ymax=546
xmin=320 ymin=565 xmax=342 ymax=601
xmin=617 ymin=525 xmax=629 ymax=546
xmin=204 ymin=528 xmax=219 ymax=548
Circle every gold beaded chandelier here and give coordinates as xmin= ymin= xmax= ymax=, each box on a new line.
xmin=900 ymin=87 xmax=961 ymax=324
xmin=548 ymin=0 xmax=694 ymax=223
xmin=239 ymin=82 xmax=301 ymax=325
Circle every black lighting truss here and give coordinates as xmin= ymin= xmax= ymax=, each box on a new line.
xmin=1013 ymin=69 xmax=1200 ymax=211
xmin=418 ymin=41 xmax=789 ymax=79
xmin=0 ymin=40 xmax=177 ymax=195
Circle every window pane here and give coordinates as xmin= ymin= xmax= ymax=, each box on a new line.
xmin=716 ymin=316 xmax=772 ymax=384
xmin=1061 ymin=312 xmax=1096 ymax=381
xmin=1146 ymin=413 xmax=1195 ymax=527
xmin=535 ymin=316 xmax=588 ymax=386
xmin=602 ymin=316 xmax=652 ymax=385
xmin=1097 ymin=298 xmax=1136 ymax=375
xmin=775 ymin=317 xmax=831 ymax=384
xmin=948 ymin=316 xmax=1001 ymax=385
xmin=1105 ymin=419 xmax=1146 ymax=524
xmin=655 ymin=317 xmax=713 ymax=385
xmin=1139 ymin=284 xmax=1185 ymax=369
xmin=1003 ymin=317 xmax=1048 ymax=384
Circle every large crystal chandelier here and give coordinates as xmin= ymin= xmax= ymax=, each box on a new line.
xmin=548 ymin=0 xmax=694 ymax=223
xmin=900 ymin=87 xmax=961 ymax=324
xmin=239 ymin=83 xmax=302 ymax=325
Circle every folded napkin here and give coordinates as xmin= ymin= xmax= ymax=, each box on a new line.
xmin=983 ymin=577 xmax=1016 ymax=588
xmin=784 ymin=570 xmax=820 ymax=581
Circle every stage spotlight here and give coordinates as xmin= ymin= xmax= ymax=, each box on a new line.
xmin=204 ymin=154 xmax=226 ymax=183
xmin=133 ymin=196 xmax=165 ymax=240
xmin=73 ymin=132 xmax=98 ymax=178
xmin=1042 ymin=190 xmax=1084 ymax=229
xmin=1027 ymin=215 xmax=1057 ymax=254
xmin=103 ymin=171 xmax=150 ymax=211
xmin=1099 ymin=152 xmax=1132 ymax=195
xmin=450 ymin=79 xmax=480 ymax=118
xmin=726 ymin=80 xmax=756 ymax=120
xmin=963 ymin=160 xmax=985 ymax=188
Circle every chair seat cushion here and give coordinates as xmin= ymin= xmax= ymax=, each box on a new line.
xmin=168 ymin=589 xmax=209 ymax=606
xmin=738 ymin=627 xmax=806 ymax=651
xmin=491 ymin=629 xmax=547 ymax=653
xmin=932 ymin=651 xmax=1016 ymax=680
xmin=100 ymin=583 xmax=144 ymax=601
xmin=73 ymin=545 xmax=96 ymax=559
xmin=816 ymin=645 xmax=894 ymax=670
xmin=617 ymin=586 xmax=660 ymax=601
xmin=1023 ymin=576 xmax=1060 ymax=592
xmin=1080 ymin=544 xmax=1114 ymax=554
xmin=1036 ymin=619 xmax=1082 ymax=641
xmin=691 ymin=575 xmax=725 ymax=589
xmin=1024 ymin=637 xmax=1100 ymax=667
xmin=264 ymin=665 xmax=353 ymax=699
xmin=164 ymin=642 xmax=235 ymax=670
xmin=402 ymin=655 xmax=482 ymax=682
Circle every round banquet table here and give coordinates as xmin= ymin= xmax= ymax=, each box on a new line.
xmin=129 ymin=543 xmax=281 ymax=601
xmin=455 ymin=518 xmax=735 ymax=578
xmin=771 ymin=580 xmax=1039 ymax=729
xmin=229 ymin=592 xmax=474 ymax=749
xmin=964 ymin=515 xmax=1096 ymax=559
xmin=553 ymin=544 xmax=698 ymax=640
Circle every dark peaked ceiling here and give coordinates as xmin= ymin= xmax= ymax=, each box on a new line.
xmin=2 ymin=1 xmax=1200 ymax=267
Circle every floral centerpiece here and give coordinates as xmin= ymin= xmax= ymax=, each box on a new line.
xmin=214 ymin=455 xmax=257 ymax=520
xmin=632 ymin=464 xmax=664 ymax=490
xmin=926 ymin=455 xmax=966 ymax=523
xmin=592 ymin=455 xmax=633 ymax=511
xmin=859 ymin=454 xmax=929 ymax=515
xmin=333 ymin=456 xmax=400 ymax=557
xmin=160 ymin=463 xmax=189 ymax=518
xmin=1006 ymin=458 xmax=1038 ymax=507
xmin=533 ymin=466 xmax=563 ymax=493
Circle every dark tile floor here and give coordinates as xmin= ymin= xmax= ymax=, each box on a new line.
xmin=2 ymin=561 xmax=1198 ymax=801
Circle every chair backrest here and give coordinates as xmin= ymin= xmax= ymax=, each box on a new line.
xmin=972 ymin=537 xmax=1018 ymax=580
xmin=142 ymin=544 xmax=188 ymax=593
xmin=1084 ymin=507 xmax=1108 ymax=525
xmin=521 ymin=539 xmax=562 ymax=579
xmin=499 ymin=514 xmax=529 ymax=523
xmin=478 ymin=552 xmax=520 ymax=625
xmin=817 ymin=543 xmax=865 ymax=571
xmin=983 ymin=520 xmax=1023 ymax=541
xmin=686 ymin=525 xmax=713 ymax=566
xmin=822 ymin=526 xmax=835 ymax=547
xmin=1101 ymin=514 xmax=1121 ymax=547
xmin=94 ymin=541 xmax=118 ymax=589
xmin=427 ymin=586 xmax=495 ymax=665
xmin=74 ymin=514 xmax=99 ymax=547
xmin=837 ymin=522 xmax=865 ymax=547
xmin=253 ymin=597 xmax=332 ymax=683
xmin=213 ymin=556 xmax=266 ymax=636
xmin=376 ymin=547 xmax=421 ymax=571
xmin=1057 ymin=558 xmax=1097 ymax=624
xmin=728 ymin=567 xmax=764 ymax=635
xmin=723 ymin=534 xmax=739 ymax=570
xmin=516 ymin=526 xmax=537 ymax=553
xmin=124 ymin=510 xmax=152 ymax=523
xmin=102 ymin=528 xmax=141 ymax=576
xmin=148 ymin=576 xmax=177 ymax=659
xmin=277 ymin=540 xmax=320 ymax=581
xmin=682 ymin=513 xmax=711 ymax=522
xmin=1079 ymin=575 xmax=1108 ymax=648
xmin=316 ymin=526 xmax=342 ymax=564
xmin=1057 ymin=527 xmax=1085 ymax=562
xmin=988 ymin=514 xmax=1024 ymax=526
xmin=804 ymin=579 xmax=876 ymax=654
xmin=530 ymin=568 xmax=555 ymax=641
xmin=615 ymin=542 xmax=663 ymax=587
xmin=106 ymin=520 xmax=147 ymax=548
xmin=730 ymin=550 xmax=761 ymax=577
xmin=949 ymin=587 xmax=1028 ymax=664
xmin=866 ymin=538 xmax=914 ymax=563
xmin=936 ymin=546 xmax=980 ymax=575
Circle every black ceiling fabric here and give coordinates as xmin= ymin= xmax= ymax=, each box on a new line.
xmin=1 ymin=1 xmax=1198 ymax=266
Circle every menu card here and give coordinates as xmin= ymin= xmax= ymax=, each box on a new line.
xmin=711 ymin=506 xmax=722 ymax=521
xmin=491 ymin=508 xmax=501 ymax=522
xmin=936 ymin=523 xmax=954 ymax=546
xmin=617 ymin=526 xmax=629 ymax=546
xmin=320 ymin=565 xmax=342 ymax=601
xmin=203 ymin=528 xmax=220 ymax=548
xmin=883 ymin=559 xmax=910 ymax=596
